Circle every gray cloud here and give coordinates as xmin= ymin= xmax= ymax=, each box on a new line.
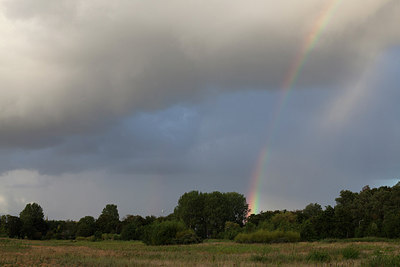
xmin=1 ymin=65 xmax=399 ymax=218
xmin=0 ymin=1 xmax=400 ymax=218
xmin=0 ymin=0 xmax=399 ymax=148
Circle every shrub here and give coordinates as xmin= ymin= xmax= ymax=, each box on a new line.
xmin=306 ymin=250 xmax=331 ymax=263
xmin=142 ymin=221 xmax=200 ymax=245
xmin=76 ymin=216 xmax=96 ymax=237
xmin=342 ymin=246 xmax=360 ymax=259
xmin=223 ymin=222 xmax=242 ymax=240
xmin=243 ymin=222 xmax=256 ymax=233
xmin=101 ymin=233 xmax=120 ymax=240
xmin=234 ymin=230 xmax=300 ymax=243
xmin=93 ymin=231 xmax=102 ymax=241
xmin=121 ymin=223 xmax=144 ymax=241
xmin=300 ymin=219 xmax=318 ymax=241
xmin=75 ymin=236 xmax=86 ymax=241
xmin=121 ymin=223 xmax=136 ymax=240
xmin=175 ymin=229 xmax=202 ymax=244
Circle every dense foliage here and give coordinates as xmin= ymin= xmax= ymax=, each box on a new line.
xmin=235 ymin=230 xmax=300 ymax=243
xmin=1 ymin=184 xmax=400 ymax=244
xmin=142 ymin=220 xmax=201 ymax=245
xmin=174 ymin=191 xmax=249 ymax=238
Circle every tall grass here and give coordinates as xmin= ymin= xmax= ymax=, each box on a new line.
xmin=306 ymin=250 xmax=331 ymax=263
xmin=3 ymin=237 xmax=400 ymax=266
xmin=0 ymin=238 xmax=31 ymax=252
xmin=341 ymin=246 xmax=360 ymax=259
xmin=234 ymin=230 xmax=300 ymax=243
xmin=365 ymin=251 xmax=400 ymax=267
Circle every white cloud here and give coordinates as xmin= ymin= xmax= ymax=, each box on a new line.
xmin=0 ymin=169 xmax=49 ymax=188
xmin=0 ymin=194 xmax=8 ymax=213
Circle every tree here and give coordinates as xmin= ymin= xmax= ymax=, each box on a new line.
xmin=121 ymin=215 xmax=146 ymax=240
xmin=1 ymin=215 xmax=22 ymax=238
xmin=271 ymin=212 xmax=298 ymax=231
xmin=300 ymin=219 xmax=318 ymax=241
xmin=303 ymin=203 xmax=322 ymax=219
xmin=20 ymin=203 xmax=47 ymax=239
xmin=313 ymin=205 xmax=336 ymax=239
xmin=334 ymin=190 xmax=357 ymax=238
xmin=204 ymin=191 xmax=226 ymax=237
xmin=174 ymin=191 xmax=206 ymax=238
xmin=97 ymin=204 xmax=120 ymax=234
xmin=223 ymin=192 xmax=249 ymax=226
xmin=247 ymin=210 xmax=279 ymax=226
xmin=175 ymin=191 xmax=249 ymax=238
xmin=77 ymin=216 xmax=96 ymax=237
xmin=0 ymin=215 xmax=6 ymax=237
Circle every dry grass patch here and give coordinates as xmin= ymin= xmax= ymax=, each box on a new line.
xmin=1 ymin=238 xmax=400 ymax=266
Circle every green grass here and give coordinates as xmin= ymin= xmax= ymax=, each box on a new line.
xmin=306 ymin=250 xmax=331 ymax=263
xmin=0 ymin=238 xmax=31 ymax=252
xmin=364 ymin=251 xmax=400 ymax=267
xmin=341 ymin=246 xmax=360 ymax=259
xmin=321 ymin=237 xmax=400 ymax=243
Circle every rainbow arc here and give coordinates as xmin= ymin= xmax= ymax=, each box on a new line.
xmin=248 ymin=0 xmax=343 ymax=215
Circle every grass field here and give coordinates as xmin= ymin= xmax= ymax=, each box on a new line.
xmin=1 ymin=238 xmax=400 ymax=266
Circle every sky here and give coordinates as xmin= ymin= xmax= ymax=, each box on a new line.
xmin=0 ymin=0 xmax=399 ymax=220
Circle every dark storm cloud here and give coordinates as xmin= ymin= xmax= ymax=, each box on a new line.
xmin=0 ymin=0 xmax=399 ymax=148
xmin=1 ymin=1 xmax=400 ymax=218
xmin=1 ymin=60 xmax=400 ymax=218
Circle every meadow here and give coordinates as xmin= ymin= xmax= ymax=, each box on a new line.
xmin=2 ymin=238 xmax=400 ymax=266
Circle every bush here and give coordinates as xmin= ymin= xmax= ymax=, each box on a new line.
xmin=243 ymin=222 xmax=256 ymax=233
xmin=300 ymin=219 xmax=318 ymax=241
xmin=234 ymin=230 xmax=300 ymax=243
xmin=121 ymin=223 xmax=143 ymax=241
xmin=175 ymin=229 xmax=202 ymax=244
xmin=142 ymin=221 xmax=201 ymax=245
xmin=223 ymin=222 xmax=241 ymax=240
xmin=342 ymin=246 xmax=360 ymax=259
xmin=93 ymin=231 xmax=102 ymax=241
xmin=306 ymin=250 xmax=331 ymax=263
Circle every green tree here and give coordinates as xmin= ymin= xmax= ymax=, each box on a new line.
xmin=303 ymin=203 xmax=322 ymax=219
xmin=300 ymin=219 xmax=318 ymax=241
xmin=204 ymin=191 xmax=226 ymax=237
xmin=175 ymin=191 xmax=249 ymax=238
xmin=224 ymin=192 xmax=249 ymax=226
xmin=0 ymin=215 xmax=6 ymax=237
xmin=97 ymin=204 xmax=120 ymax=234
xmin=77 ymin=216 xmax=96 ymax=237
xmin=121 ymin=215 xmax=146 ymax=240
xmin=174 ymin=191 xmax=206 ymax=238
xmin=1 ymin=215 xmax=22 ymax=238
xmin=334 ymin=190 xmax=357 ymax=238
xmin=270 ymin=211 xmax=298 ymax=231
xmin=20 ymin=203 xmax=47 ymax=239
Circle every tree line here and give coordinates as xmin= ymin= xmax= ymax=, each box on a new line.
xmin=1 ymin=183 xmax=400 ymax=244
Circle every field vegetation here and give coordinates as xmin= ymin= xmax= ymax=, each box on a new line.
xmin=2 ymin=237 xmax=400 ymax=266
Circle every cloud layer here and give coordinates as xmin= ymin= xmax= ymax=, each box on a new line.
xmin=0 ymin=0 xmax=399 ymax=148
xmin=0 ymin=1 xmax=399 ymax=218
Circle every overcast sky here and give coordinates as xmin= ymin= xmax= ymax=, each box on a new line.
xmin=0 ymin=0 xmax=399 ymax=220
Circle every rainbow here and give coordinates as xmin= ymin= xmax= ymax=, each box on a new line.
xmin=248 ymin=0 xmax=343 ymax=215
